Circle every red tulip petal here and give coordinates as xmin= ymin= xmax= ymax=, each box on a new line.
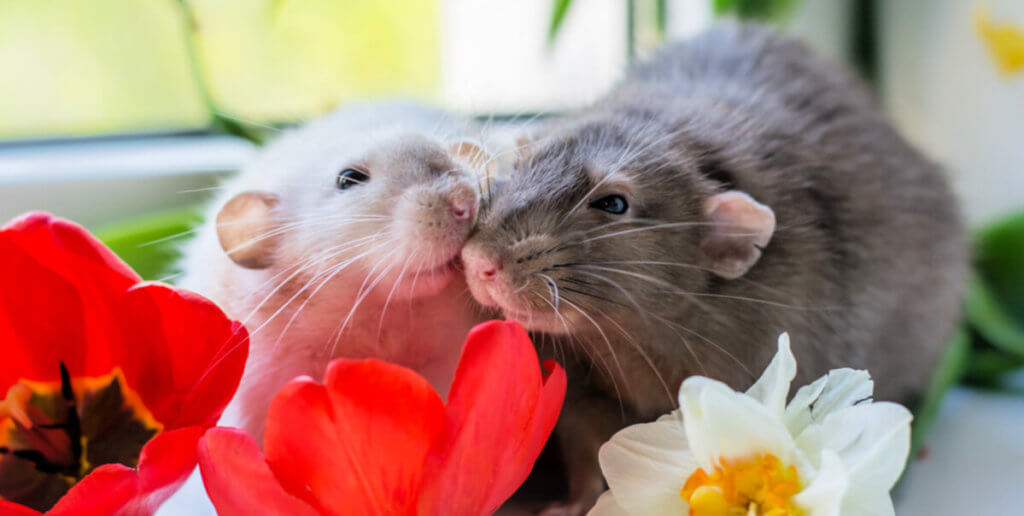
xmin=417 ymin=320 xmax=567 ymax=515
xmin=28 ymin=428 xmax=202 ymax=516
xmin=197 ymin=428 xmax=317 ymax=516
xmin=133 ymin=427 xmax=205 ymax=512
xmin=0 ymin=501 xmax=42 ymax=516
xmin=1 ymin=213 xmax=139 ymax=286
xmin=0 ymin=213 xmax=142 ymax=388
xmin=264 ymin=360 xmax=446 ymax=516
xmin=112 ymin=283 xmax=249 ymax=430
xmin=45 ymin=464 xmax=140 ymax=516
xmin=0 ymin=236 xmax=88 ymax=387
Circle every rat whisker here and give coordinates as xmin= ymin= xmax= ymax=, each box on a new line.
xmin=327 ymin=247 xmax=402 ymax=356
xmin=377 ymin=249 xmax=418 ymax=341
xmin=196 ymin=238 xmax=389 ymax=380
xmin=563 ymin=264 xmax=676 ymax=290
xmin=558 ymin=268 xmax=647 ymax=316
xmin=559 ymin=296 xmax=628 ymax=418
xmin=599 ymin=311 xmax=675 ymax=409
xmin=267 ymin=239 xmax=393 ymax=350
xmin=651 ymin=313 xmax=755 ymax=381
xmin=650 ymin=313 xmax=707 ymax=378
xmin=585 ymin=259 xmax=808 ymax=302
xmin=580 ymin=221 xmax=718 ymax=244
xmin=242 ymin=234 xmax=383 ymax=302
xmin=247 ymin=239 xmax=392 ymax=343
xmin=537 ymin=273 xmax=561 ymax=311
xmin=560 ymin=286 xmax=615 ymax=304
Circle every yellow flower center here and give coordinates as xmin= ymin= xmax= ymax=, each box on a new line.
xmin=680 ymin=454 xmax=804 ymax=516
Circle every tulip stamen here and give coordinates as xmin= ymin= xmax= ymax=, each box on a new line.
xmin=0 ymin=364 xmax=163 ymax=511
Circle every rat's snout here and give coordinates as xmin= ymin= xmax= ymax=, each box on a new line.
xmin=446 ymin=180 xmax=478 ymax=222
xmin=450 ymin=198 xmax=475 ymax=221
xmin=394 ymin=178 xmax=478 ymax=246
xmin=462 ymin=244 xmax=502 ymax=281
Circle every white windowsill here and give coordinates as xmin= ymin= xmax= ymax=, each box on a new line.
xmin=0 ymin=135 xmax=256 ymax=184
xmin=0 ymin=135 xmax=256 ymax=227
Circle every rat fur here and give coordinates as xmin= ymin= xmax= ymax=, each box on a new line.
xmin=179 ymin=101 xmax=495 ymax=443
xmin=461 ymin=24 xmax=967 ymax=513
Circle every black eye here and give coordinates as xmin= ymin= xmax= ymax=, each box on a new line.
xmin=337 ymin=168 xmax=369 ymax=190
xmin=589 ymin=194 xmax=629 ymax=215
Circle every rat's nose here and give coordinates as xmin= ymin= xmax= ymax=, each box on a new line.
xmin=451 ymin=201 xmax=475 ymax=221
xmin=462 ymin=246 xmax=501 ymax=281
xmin=479 ymin=264 xmax=499 ymax=280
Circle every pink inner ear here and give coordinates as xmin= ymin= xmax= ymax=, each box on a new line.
xmin=703 ymin=190 xmax=776 ymax=247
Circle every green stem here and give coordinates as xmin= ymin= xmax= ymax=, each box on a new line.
xmin=656 ymin=0 xmax=667 ymax=39
xmin=174 ymin=0 xmax=264 ymax=145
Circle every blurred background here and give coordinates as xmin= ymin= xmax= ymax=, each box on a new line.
xmin=2 ymin=0 xmax=1023 ymax=227
xmin=1 ymin=1 xmax=1022 ymax=514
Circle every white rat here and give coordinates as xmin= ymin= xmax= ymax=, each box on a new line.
xmin=178 ymin=101 xmax=501 ymax=440
xmin=162 ymin=101 xmax=500 ymax=516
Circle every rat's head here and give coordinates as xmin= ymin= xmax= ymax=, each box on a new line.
xmin=461 ymin=114 xmax=775 ymax=335
xmin=215 ymin=129 xmax=491 ymax=301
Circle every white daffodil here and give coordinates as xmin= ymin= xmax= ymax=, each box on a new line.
xmin=590 ymin=333 xmax=912 ymax=516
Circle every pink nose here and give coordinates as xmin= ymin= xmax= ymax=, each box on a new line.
xmin=463 ymin=250 xmax=501 ymax=281
xmin=479 ymin=264 xmax=499 ymax=280
xmin=451 ymin=202 xmax=474 ymax=221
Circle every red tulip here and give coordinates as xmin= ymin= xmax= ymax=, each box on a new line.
xmin=0 ymin=213 xmax=249 ymax=515
xmin=199 ymin=320 xmax=566 ymax=515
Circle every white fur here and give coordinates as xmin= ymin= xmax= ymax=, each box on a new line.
xmin=161 ymin=101 xmax=502 ymax=514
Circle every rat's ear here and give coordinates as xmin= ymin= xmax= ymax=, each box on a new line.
xmin=216 ymin=191 xmax=281 ymax=270
xmin=449 ymin=140 xmax=495 ymax=172
xmin=513 ymin=133 xmax=537 ymax=162
xmin=700 ymin=190 xmax=775 ymax=279
xmin=450 ymin=140 xmax=500 ymax=196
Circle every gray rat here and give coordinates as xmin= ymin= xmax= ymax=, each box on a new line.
xmin=461 ymin=24 xmax=966 ymax=513
xmin=178 ymin=101 xmax=498 ymax=444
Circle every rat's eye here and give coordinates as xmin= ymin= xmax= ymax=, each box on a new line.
xmin=589 ymin=194 xmax=629 ymax=215
xmin=337 ymin=168 xmax=369 ymax=190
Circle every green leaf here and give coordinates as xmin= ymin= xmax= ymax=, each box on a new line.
xmin=910 ymin=327 xmax=970 ymax=459
xmin=966 ymin=275 xmax=1024 ymax=356
xmin=968 ymin=210 xmax=1024 ymax=357
xmin=975 ymin=211 xmax=1024 ymax=329
xmin=962 ymin=349 xmax=1024 ymax=387
xmin=547 ymin=0 xmax=575 ymax=47
xmin=93 ymin=208 xmax=203 ymax=282
xmin=713 ymin=0 xmax=800 ymax=21
xmin=712 ymin=0 xmax=739 ymax=16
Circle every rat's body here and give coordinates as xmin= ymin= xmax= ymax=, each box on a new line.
xmin=461 ymin=24 xmax=966 ymax=512
xmin=179 ymin=102 xmax=493 ymax=444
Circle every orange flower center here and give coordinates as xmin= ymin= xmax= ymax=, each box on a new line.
xmin=680 ymin=454 xmax=804 ymax=516
xmin=0 ymin=363 xmax=162 ymax=511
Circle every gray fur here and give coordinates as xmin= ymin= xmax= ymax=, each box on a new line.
xmin=464 ymin=23 xmax=966 ymax=510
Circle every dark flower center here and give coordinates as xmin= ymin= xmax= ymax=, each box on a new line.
xmin=0 ymin=363 xmax=162 ymax=511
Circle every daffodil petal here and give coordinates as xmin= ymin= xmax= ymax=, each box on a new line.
xmin=587 ymin=490 xmax=635 ymax=516
xmin=680 ymin=377 xmax=796 ymax=469
xmin=745 ymin=333 xmax=796 ymax=418
xmin=598 ymin=416 xmax=695 ymax=515
xmin=793 ymin=449 xmax=847 ymax=516
xmin=839 ymin=487 xmax=896 ymax=516
xmin=784 ymin=368 xmax=873 ymax=436
xmin=795 ymin=402 xmax=911 ymax=494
